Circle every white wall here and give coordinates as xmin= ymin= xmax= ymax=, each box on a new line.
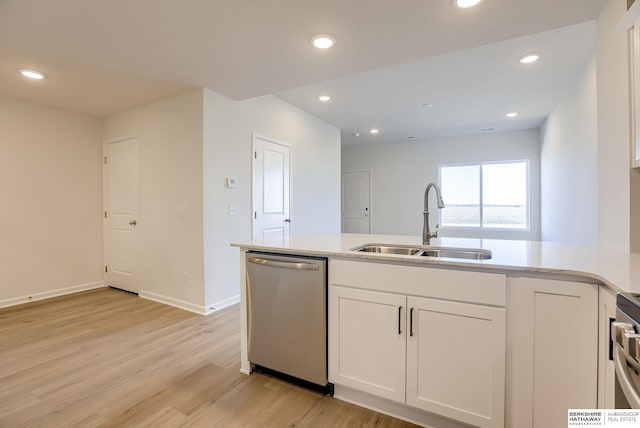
xmin=103 ymin=90 xmax=206 ymax=312
xmin=203 ymin=90 xmax=341 ymax=308
xmin=342 ymin=129 xmax=541 ymax=240
xmin=0 ymin=96 xmax=103 ymax=306
xmin=540 ymin=55 xmax=598 ymax=244
xmin=100 ymin=89 xmax=340 ymax=313
xmin=597 ymin=0 xmax=632 ymax=251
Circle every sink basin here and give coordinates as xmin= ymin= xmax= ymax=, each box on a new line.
xmin=350 ymin=243 xmax=492 ymax=260
xmin=420 ymin=248 xmax=492 ymax=260
xmin=350 ymin=244 xmax=424 ymax=255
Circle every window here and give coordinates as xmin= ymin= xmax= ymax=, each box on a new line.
xmin=439 ymin=161 xmax=529 ymax=230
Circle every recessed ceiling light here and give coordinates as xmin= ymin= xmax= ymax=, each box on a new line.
xmin=311 ymin=35 xmax=335 ymax=49
xmin=370 ymin=129 xmax=379 ymax=135
xmin=506 ymin=112 xmax=518 ymax=118
xmin=519 ymin=53 xmax=540 ymax=64
xmin=352 ymin=132 xmax=360 ymax=137
xmin=422 ymin=103 xmax=433 ymax=108
xmin=318 ymin=95 xmax=331 ymax=102
xmin=17 ymin=68 xmax=46 ymax=80
xmin=481 ymin=128 xmax=496 ymax=132
xmin=454 ymin=0 xmax=483 ymax=8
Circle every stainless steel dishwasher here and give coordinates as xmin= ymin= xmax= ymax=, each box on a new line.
xmin=246 ymin=252 xmax=331 ymax=393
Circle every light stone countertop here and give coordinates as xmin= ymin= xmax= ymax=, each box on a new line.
xmin=232 ymin=233 xmax=640 ymax=294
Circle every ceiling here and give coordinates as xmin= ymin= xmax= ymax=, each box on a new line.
xmin=0 ymin=0 xmax=606 ymax=140
xmin=279 ymin=21 xmax=596 ymax=145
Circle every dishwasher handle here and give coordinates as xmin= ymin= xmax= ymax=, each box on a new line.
xmin=247 ymin=256 xmax=320 ymax=271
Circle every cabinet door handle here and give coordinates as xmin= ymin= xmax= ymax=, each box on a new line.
xmin=410 ymin=307 xmax=414 ymax=337
xmin=398 ymin=306 xmax=402 ymax=335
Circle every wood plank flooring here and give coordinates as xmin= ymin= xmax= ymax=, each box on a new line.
xmin=0 ymin=288 xmax=419 ymax=427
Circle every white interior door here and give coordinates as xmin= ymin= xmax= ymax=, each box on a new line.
xmin=104 ymin=137 xmax=139 ymax=293
xmin=252 ymin=136 xmax=290 ymax=241
xmin=341 ymin=170 xmax=371 ymax=233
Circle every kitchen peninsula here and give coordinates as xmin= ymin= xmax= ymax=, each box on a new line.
xmin=233 ymin=234 xmax=640 ymax=428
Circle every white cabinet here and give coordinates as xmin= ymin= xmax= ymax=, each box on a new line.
xmin=328 ymin=286 xmax=406 ymax=402
xmin=329 ymin=260 xmax=507 ymax=428
xmin=507 ymin=277 xmax=598 ymax=428
xmin=406 ymin=296 xmax=506 ymax=428
xmin=598 ymin=287 xmax=616 ymax=409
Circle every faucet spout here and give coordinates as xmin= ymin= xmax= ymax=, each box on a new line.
xmin=423 ymin=182 xmax=445 ymax=245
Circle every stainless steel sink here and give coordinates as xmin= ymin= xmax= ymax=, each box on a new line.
xmin=350 ymin=244 xmax=424 ymax=255
xmin=350 ymin=243 xmax=492 ymax=260
xmin=419 ymin=248 xmax=492 ymax=260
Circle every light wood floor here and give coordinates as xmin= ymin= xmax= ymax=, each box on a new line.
xmin=0 ymin=288 xmax=419 ymax=428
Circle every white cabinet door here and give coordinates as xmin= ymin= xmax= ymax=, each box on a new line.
xmin=406 ymin=296 xmax=506 ymax=428
xmin=598 ymin=287 xmax=616 ymax=409
xmin=328 ymin=286 xmax=407 ymax=403
xmin=508 ymin=278 xmax=598 ymax=428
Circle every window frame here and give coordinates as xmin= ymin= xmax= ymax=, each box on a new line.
xmin=438 ymin=159 xmax=531 ymax=232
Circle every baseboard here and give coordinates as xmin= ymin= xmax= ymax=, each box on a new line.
xmin=138 ymin=290 xmax=208 ymax=315
xmin=138 ymin=291 xmax=240 ymax=316
xmin=204 ymin=294 xmax=240 ymax=315
xmin=0 ymin=281 xmax=105 ymax=309
xmin=0 ymin=284 xmax=240 ymax=316
xmin=333 ymin=385 xmax=467 ymax=428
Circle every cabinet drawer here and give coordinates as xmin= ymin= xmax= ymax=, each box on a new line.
xmin=330 ymin=259 xmax=506 ymax=306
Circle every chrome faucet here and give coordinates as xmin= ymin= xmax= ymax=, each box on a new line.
xmin=423 ymin=182 xmax=445 ymax=245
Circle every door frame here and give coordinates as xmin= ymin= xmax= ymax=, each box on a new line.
xmin=251 ymin=133 xmax=292 ymax=240
xmin=103 ymin=134 xmax=139 ymax=290
xmin=341 ymin=169 xmax=373 ymax=233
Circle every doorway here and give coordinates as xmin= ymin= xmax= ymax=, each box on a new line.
xmin=252 ymin=135 xmax=291 ymax=241
xmin=103 ymin=136 xmax=139 ymax=293
xmin=341 ymin=170 xmax=371 ymax=233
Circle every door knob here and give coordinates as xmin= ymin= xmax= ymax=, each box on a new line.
xmin=129 ymin=219 xmax=137 ymax=226
xmin=284 ymin=218 xmax=291 ymax=223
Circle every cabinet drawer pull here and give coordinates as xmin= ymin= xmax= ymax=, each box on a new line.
xmin=410 ymin=307 xmax=414 ymax=337
xmin=398 ymin=306 xmax=402 ymax=335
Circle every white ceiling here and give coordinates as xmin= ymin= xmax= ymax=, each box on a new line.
xmin=279 ymin=21 xmax=596 ymax=145
xmin=0 ymin=0 xmax=606 ymax=138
